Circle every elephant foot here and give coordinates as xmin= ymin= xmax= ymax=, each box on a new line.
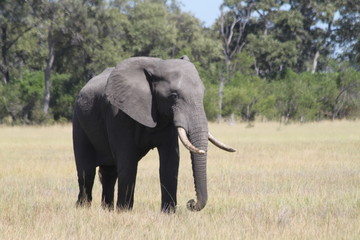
xmin=116 ymin=202 xmax=134 ymax=212
xmin=75 ymin=199 xmax=92 ymax=208
xmin=101 ymin=201 xmax=115 ymax=211
xmin=161 ymin=203 xmax=176 ymax=214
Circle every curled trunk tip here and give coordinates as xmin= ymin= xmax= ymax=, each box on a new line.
xmin=186 ymin=199 xmax=206 ymax=211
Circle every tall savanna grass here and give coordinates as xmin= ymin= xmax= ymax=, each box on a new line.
xmin=0 ymin=121 xmax=359 ymax=239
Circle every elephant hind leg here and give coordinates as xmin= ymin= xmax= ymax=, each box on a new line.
xmin=73 ymin=116 xmax=97 ymax=207
xmin=99 ymin=166 xmax=117 ymax=210
xmin=76 ymin=168 xmax=96 ymax=207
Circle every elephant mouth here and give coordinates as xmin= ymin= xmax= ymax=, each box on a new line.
xmin=177 ymin=127 xmax=236 ymax=154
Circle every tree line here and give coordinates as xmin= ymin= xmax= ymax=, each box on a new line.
xmin=0 ymin=0 xmax=359 ymax=124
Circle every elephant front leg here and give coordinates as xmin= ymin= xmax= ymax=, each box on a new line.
xmin=116 ymin=159 xmax=139 ymax=211
xmin=158 ymin=130 xmax=180 ymax=213
xmin=99 ymin=166 xmax=117 ymax=210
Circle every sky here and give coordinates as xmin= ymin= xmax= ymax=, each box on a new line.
xmin=179 ymin=0 xmax=223 ymax=27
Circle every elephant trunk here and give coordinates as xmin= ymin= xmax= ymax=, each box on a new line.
xmin=178 ymin=128 xmax=205 ymax=154
xmin=186 ymin=116 xmax=208 ymax=212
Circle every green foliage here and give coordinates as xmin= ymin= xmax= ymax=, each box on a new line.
xmin=0 ymin=0 xmax=359 ymax=124
xmin=127 ymin=1 xmax=177 ymax=57
xmin=223 ymin=74 xmax=265 ymax=121
xmin=203 ymin=85 xmax=219 ymax=121
xmin=332 ymin=69 xmax=360 ymax=119
xmin=50 ymin=73 xmax=74 ymax=121
xmin=0 ymin=83 xmax=24 ymax=124
xmin=212 ymin=65 xmax=360 ymax=123
xmin=271 ymin=71 xmax=320 ymax=122
xmin=246 ymin=34 xmax=298 ymax=78
xmin=0 ymin=71 xmax=45 ymax=124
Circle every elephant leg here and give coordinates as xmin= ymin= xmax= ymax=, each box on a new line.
xmin=76 ymin=168 xmax=96 ymax=207
xmin=73 ymin=117 xmax=97 ymax=207
xmin=105 ymin=111 xmax=144 ymax=211
xmin=158 ymin=127 xmax=180 ymax=213
xmin=99 ymin=166 xmax=117 ymax=210
xmin=116 ymin=157 xmax=139 ymax=211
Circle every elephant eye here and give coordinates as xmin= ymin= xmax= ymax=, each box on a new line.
xmin=169 ymin=93 xmax=178 ymax=100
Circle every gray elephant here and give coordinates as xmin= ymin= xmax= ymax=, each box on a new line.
xmin=73 ymin=56 xmax=235 ymax=213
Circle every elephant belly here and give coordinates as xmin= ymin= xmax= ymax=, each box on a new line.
xmin=95 ymin=154 xmax=115 ymax=166
xmin=83 ymin=124 xmax=114 ymax=166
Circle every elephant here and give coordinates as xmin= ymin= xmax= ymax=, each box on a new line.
xmin=72 ymin=56 xmax=235 ymax=213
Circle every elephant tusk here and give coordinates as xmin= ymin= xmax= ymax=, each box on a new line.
xmin=177 ymin=128 xmax=206 ymax=154
xmin=208 ymin=132 xmax=236 ymax=152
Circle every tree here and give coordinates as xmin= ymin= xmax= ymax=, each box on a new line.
xmin=246 ymin=34 xmax=297 ymax=79
xmin=41 ymin=0 xmax=129 ymax=116
xmin=0 ymin=71 xmax=46 ymax=124
xmin=0 ymin=0 xmax=41 ymax=84
xmin=126 ymin=1 xmax=177 ymax=57
xmin=41 ymin=1 xmax=62 ymax=115
xmin=332 ymin=68 xmax=360 ymax=119
xmin=287 ymin=0 xmax=339 ymax=73
xmin=1 ymin=0 xmax=360 ymax=123
xmin=245 ymin=6 xmax=302 ymax=78
xmin=171 ymin=12 xmax=222 ymax=64
xmin=216 ymin=0 xmax=257 ymax=120
xmin=222 ymin=73 xmax=271 ymax=121
xmin=336 ymin=0 xmax=360 ymax=66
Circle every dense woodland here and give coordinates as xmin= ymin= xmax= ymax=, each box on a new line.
xmin=0 ymin=0 xmax=359 ymax=124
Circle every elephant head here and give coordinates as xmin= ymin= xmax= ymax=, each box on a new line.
xmin=104 ymin=56 xmax=235 ymax=211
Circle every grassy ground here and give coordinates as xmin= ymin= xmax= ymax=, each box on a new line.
xmin=0 ymin=121 xmax=359 ymax=239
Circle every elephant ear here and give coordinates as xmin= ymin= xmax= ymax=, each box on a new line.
xmin=105 ymin=57 xmax=161 ymax=128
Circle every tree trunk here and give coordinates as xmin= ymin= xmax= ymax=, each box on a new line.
xmin=217 ymin=75 xmax=225 ymax=123
xmin=1 ymin=25 xmax=9 ymax=84
xmin=332 ymin=90 xmax=347 ymax=120
xmin=1 ymin=67 xmax=9 ymax=85
xmin=229 ymin=113 xmax=235 ymax=125
xmin=43 ymin=25 xmax=55 ymax=115
xmin=311 ymin=50 xmax=320 ymax=74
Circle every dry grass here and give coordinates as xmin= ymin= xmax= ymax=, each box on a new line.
xmin=0 ymin=121 xmax=359 ymax=239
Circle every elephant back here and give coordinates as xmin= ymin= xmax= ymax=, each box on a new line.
xmin=76 ymin=67 xmax=114 ymax=114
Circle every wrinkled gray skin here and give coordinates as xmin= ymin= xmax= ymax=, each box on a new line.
xmin=73 ymin=56 xmax=209 ymax=212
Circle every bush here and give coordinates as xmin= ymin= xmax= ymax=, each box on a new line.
xmin=203 ymin=85 xmax=219 ymax=121
xmin=205 ymin=67 xmax=360 ymax=123
xmin=0 ymin=71 xmax=74 ymax=124
xmin=50 ymin=73 xmax=76 ymax=121
xmin=222 ymin=73 xmax=273 ymax=122
xmin=0 ymin=71 xmax=45 ymax=124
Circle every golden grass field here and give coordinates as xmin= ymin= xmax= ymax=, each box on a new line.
xmin=0 ymin=121 xmax=359 ymax=239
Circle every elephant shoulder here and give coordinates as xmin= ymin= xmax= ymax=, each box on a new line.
xmin=82 ymin=68 xmax=114 ymax=95
xmin=76 ymin=67 xmax=114 ymax=113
